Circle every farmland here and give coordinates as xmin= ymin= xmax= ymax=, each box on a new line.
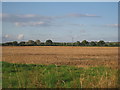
xmin=2 ymin=46 xmax=118 ymax=68
xmin=2 ymin=46 xmax=119 ymax=88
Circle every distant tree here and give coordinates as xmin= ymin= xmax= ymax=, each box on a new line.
xmin=90 ymin=41 xmax=96 ymax=46
xmin=3 ymin=39 xmax=119 ymax=47
xmin=66 ymin=43 xmax=73 ymax=46
xmin=2 ymin=43 xmax=5 ymax=46
xmin=118 ymin=42 xmax=120 ymax=46
xmin=104 ymin=43 xmax=108 ymax=46
xmin=52 ymin=42 xmax=56 ymax=46
xmin=108 ymin=42 xmax=114 ymax=46
xmin=74 ymin=41 xmax=81 ymax=46
xmin=81 ymin=40 xmax=89 ymax=46
xmin=46 ymin=40 xmax=53 ymax=46
xmin=19 ymin=41 xmax=25 ymax=46
xmin=27 ymin=40 xmax=35 ymax=46
xmin=40 ymin=42 xmax=45 ymax=46
xmin=25 ymin=42 xmax=28 ymax=46
xmin=12 ymin=41 xmax=18 ymax=46
xmin=35 ymin=40 xmax=41 ymax=46
xmin=107 ymin=42 xmax=119 ymax=46
xmin=62 ymin=43 xmax=67 ymax=46
xmin=113 ymin=42 xmax=120 ymax=46
xmin=114 ymin=42 xmax=120 ymax=46
xmin=5 ymin=42 xmax=13 ymax=46
xmin=97 ymin=40 xmax=105 ymax=46
xmin=53 ymin=42 xmax=63 ymax=46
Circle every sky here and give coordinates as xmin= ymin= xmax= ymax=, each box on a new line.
xmin=2 ymin=2 xmax=118 ymax=42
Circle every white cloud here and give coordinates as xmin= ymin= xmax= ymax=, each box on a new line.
xmin=4 ymin=34 xmax=10 ymax=38
xmin=2 ymin=13 xmax=53 ymax=22
xmin=70 ymin=23 xmax=85 ymax=26
xmin=105 ymin=24 xmax=119 ymax=28
xmin=2 ymin=13 xmax=101 ymax=22
xmin=17 ymin=14 xmax=37 ymax=18
xmin=67 ymin=13 xmax=101 ymax=17
xmin=15 ymin=21 xmax=48 ymax=27
xmin=14 ymin=22 xmax=21 ymax=26
xmin=2 ymin=34 xmax=14 ymax=42
xmin=17 ymin=34 xmax=24 ymax=40
xmin=3 ymin=34 xmax=14 ymax=39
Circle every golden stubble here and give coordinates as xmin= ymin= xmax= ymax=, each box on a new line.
xmin=2 ymin=46 xmax=118 ymax=68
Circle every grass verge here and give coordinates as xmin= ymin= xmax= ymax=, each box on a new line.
xmin=2 ymin=61 xmax=118 ymax=88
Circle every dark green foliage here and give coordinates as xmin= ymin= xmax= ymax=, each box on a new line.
xmin=45 ymin=40 xmax=53 ymax=46
xmin=19 ymin=41 xmax=25 ymax=46
xmin=26 ymin=40 xmax=36 ymax=46
xmin=2 ymin=40 xmax=120 ymax=47
xmin=2 ymin=42 xmax=13 ymax=46
xmin=40 ymin=42 xmax=45 ymax=46
xmin=81 ymin=40 xmax=89 ymax=46
xmin=74 ymin=41 xmax=81 ymax=46
xmin=97 ymin=40 xmax=105 ymax=46
xmin=90 ymin=41 xmax=96 ymax=46
xmin=12 ymin=41 xmax=18 ymax=46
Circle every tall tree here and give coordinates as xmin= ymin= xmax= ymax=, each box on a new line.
xmin=5 ymin=42 xmax=13 ymax=46
xmin=90 ymin=41 xmax=96 ymax=46
xmin=12 ymin=41 xmax=18 ymax=46
xmin=81 ymin=40 xmax=89 ymax=46
xmin=97 ymin=40 xmax=105 ymax=46
xmin=19 ymin=41 xmax=25 ymax=46
xmin=35 ymin=40 xmax=41 ymax=46
xmin=75 ymin=41 xmax=81 ymax=46
xmin=46 ymin=40 xmax=53 ymax=46
xmin=27 ymin=40 xmax=35 ymax=46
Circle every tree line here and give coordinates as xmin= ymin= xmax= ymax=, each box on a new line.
xmin=1 ymin=40 xmax=120 ymax=47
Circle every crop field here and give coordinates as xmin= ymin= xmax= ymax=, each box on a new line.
xmin=2 ymin=46 xmax=119 ymax=88
xmin=2 ymin=46 xmax=118 ymax=68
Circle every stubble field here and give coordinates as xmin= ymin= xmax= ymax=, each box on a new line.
xmin=2 ymin=46 xmax=118 ymax=68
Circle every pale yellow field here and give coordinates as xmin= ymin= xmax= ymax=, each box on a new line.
xmin=2 ymin=46 xmax=118 ymax=68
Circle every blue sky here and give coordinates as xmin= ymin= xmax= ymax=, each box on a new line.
xmin=2 ymin=2 xmax=118 ymax=42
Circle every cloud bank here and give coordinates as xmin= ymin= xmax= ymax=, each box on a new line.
xmin=66 ymin=13 xmax=101 ymax=18
xmin=2 ymin=13 xmax=101 ymax=27
xmin=14 ymin=21 xmax=49 ymax=27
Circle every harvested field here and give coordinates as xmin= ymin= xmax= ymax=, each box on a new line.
xmin=2 ymin=46 xmax=118 ymax=68
xmin=2 ymin=46 xmax=119 ymax=88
